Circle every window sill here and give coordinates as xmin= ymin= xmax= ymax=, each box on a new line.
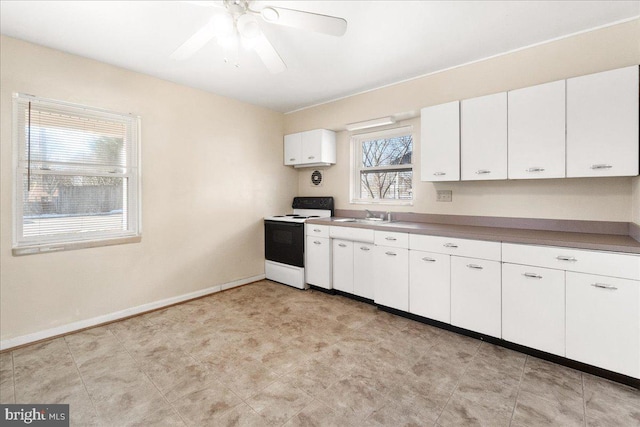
xmin=12 ymin=235 xmax=142 ymax=256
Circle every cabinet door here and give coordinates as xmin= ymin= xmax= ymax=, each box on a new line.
xmin=284 ymin=133 xmax=302 ymax=165
xmin=305 ymin=236 xmax=331 ymax=289
xmin=373 ymin=246 xmax=409 ymax=311
xmin=567 ymin=66 xmax=639 ymax=177
xmin=451 ymin=256 xmax=501 ymax=337
xmin=566 ymin=272 xmax=640 ymax=378
xmin=502 ymin=263 xmax=565 ymax=356
xmin=409 ymin=250 xmax=451 ymax=323
xmin=301 ymin=129 xmax=336 ymax=165
xmin=461 ymin=92 xmax=508 ymax=180
xmin=420 ymin=101 xmax=460 ymax=181
xmin=508 ymin=80 xmax=566 ymax=179
xmin=332 ymin=239 xmax=354 ymax=293
xmin=354 ymin=243 xmax=374 ymax=299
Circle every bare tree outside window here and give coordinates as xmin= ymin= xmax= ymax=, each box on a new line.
xmin=352 ymin=129 xmax=413 ymax=203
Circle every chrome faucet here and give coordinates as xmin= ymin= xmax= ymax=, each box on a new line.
xmin=365 ymin=209 xmax=375 ymax=219
xmin=386 ymin=211 xmax=392 ymax=222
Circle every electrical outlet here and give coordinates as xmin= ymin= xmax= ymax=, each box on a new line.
xmin=436 ymin=190 xmax=452 ymax=202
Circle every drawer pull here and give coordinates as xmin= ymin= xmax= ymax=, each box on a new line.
xmin=308 ymin=156 xmax=315 ymax=160
xmin=475 ymin=169 xmax=491 ymax=175
xmin=385 ymin=237 xmax=397 ymax=241
xmin=338 ymin=243 xmax=347 ymax=248
xmin=591 ymin=283 xmax=618 ymax=290
xmin=556 ymin=255 xmax=577 ymax=262
xmin=523 ymin=272 xmax=543 ymax=279
xmin=385 ymin=251 xmax=397 ymax=256
xmin=360 ymin=246 xmax=370 ymax=251
xmin=422 ymin=257 xmax=436 ymax=262
xmin=443 ymin=243 xmax=458 ymax=248
xmin=313 ymin=228 xmax=322 ymax=232
xmin=433 ymin=172 xmax=446 ymax=176
xmin=590 ymin=164 xmax=613 ymax=170
xmin=289 ymin=158 xmax=296 ymax=161
xmin=313 ymin=241 xmax=322 ymax=245
xmin=466 ymin=264 xmax=483 ymax=270
xmin=526 ymin=167 xmax=545 ymax=173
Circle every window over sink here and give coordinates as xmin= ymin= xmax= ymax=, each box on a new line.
xmin=350 ymin=126 xmax=413 ymax=205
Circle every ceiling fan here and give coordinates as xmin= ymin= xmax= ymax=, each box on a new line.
xmin=171 ymin=0 xmax=348 ymax=73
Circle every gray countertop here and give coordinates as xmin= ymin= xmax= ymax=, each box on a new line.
xmin=307 ymin=217 xmax=640 ymax=255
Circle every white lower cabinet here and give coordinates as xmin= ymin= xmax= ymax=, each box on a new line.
xmin=566 ymin=272 xmax=640 ymax=378
xmin=451 ymin=256 xmax=501 ymax=338
xmin=332 ymin=239 xmax=354 ymax=293
xmin=353 ymin=243 xmax=375 ymax=299
xmin=502 ymin=263 xmax=565 ymax=356
xmin=373 ymin=245 xmax=409 ymax=311
xmin=305 ymin=236 xmax=331 ymax=289
xmin=409 ymin=250 xmax=451 ymax=323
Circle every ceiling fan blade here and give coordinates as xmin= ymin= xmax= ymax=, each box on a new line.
xmin=170 ymin=18 xmax=217 ymax=60
xmin=253 ymin=31 xmax=286 ymax=74
xmin=261 ymin=6 xmax=347 ymax=36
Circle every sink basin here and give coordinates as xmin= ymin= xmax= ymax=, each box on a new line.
xmin=333 ymin=218 xmax=390 ymax=225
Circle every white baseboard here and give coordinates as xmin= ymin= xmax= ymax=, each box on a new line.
xmin=0 ymin=274 xmax=265 ymax=351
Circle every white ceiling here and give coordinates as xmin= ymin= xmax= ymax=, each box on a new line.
xmin=1 ymin=1 xmax=639 ymax=113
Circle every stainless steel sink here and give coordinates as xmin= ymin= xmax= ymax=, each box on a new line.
xmin=333 ymin=218 xmax=391 ymax=225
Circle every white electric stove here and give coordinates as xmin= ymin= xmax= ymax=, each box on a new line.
xmin=264 ymin=197 xmax=334 ymax=289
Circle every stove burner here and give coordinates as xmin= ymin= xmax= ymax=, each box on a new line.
xmin=292 ymin=216 xmax=307 ymax=219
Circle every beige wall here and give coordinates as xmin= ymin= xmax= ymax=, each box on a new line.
xmin=288 ymin=19 xmax=640 ymax=222
xmin=634 ymin=177 xmax=640 ymax=225
xmin=0 ymin=36 xmax=295 ymax=341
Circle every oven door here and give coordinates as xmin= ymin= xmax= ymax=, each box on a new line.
xmin=264 ymin=220 xmax=304 ymax=268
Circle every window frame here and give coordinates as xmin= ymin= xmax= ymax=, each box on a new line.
xmin=350 ymin=125 xmax=414 ymax=206
xmin=12 ymin=93 xmax=142 ymax=255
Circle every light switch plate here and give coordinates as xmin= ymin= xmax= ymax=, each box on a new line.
xmin=436 ymin=190 xmax=452 ymax=202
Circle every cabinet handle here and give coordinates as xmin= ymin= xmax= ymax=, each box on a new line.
xmin=466 ymin=264 xmax=483 ymax=270
xmin=360 ymin=246 xmax=370 ymax=251
xmin=443 ymin=243 xmax=458 ymax=248
xmin=523 ymin=272 xmax=543 ymax=279
xmin=308 ymin=156 xmax=315 ymax=160
xmin=289 ymin=158 xmax=296 ymax=161
xmin=556 ymin=255 xmax=577 ymax=262
xmin=385 ymin=251 xmax=397 ymax=256
xmin=313 ymin=241 xmax=322 ymax=245
xmin=338 ymin=243 xmax=347 ymax=248
xmin=526 ymin=167 xmax=545 ymax=173
xmin=590 ymin=164 xmax=613 ymax=170
xmin=385 ymin=237 xmax=397 ymax=241
xmin=591 ymin=283 xmax=618 ymax=290
xmin=422 ymin=257 xmax=436 ymax=262
xmin=475 ymin=170 xmax=491 ymax=175
xmin=313 ymin=228 xmax=321 ymax=232
xmin=433 ymin=172 xmax=446 ymax=176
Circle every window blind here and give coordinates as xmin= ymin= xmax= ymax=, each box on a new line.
xmin=13 ymin=93 xmax=140 ymax=252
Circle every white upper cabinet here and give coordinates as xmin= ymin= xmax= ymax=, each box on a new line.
xmin=284 ymin=133 xmax=302 ymax=166
xmin=284 ymin=129 xmax=336 ymax=168
xmin=420 ymin=101 xmax=460 ymax=181
xmin=461 ymin=92 xmax=508 ymax=180
xmin=508 ymin=80 xmax=566 ymax=179
xmin=566 ymin=66 xmax=639 ymax=177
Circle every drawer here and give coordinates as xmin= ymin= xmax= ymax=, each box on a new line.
xmin=375 ymin=230 xmax=409 ymax=248
xmin=306 ymin=224 xmax=329 ymax=237
xmin=502 ymin=243 xmax=640 ymax=280
xmin=329 ymin=226 xmax=375 ymax=243
xmin=409 ymin=234 xmax=501 ymax=261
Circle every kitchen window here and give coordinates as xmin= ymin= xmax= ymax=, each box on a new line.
xmin=350 ymin=126 xmax=413 ymax=204
xmin=12 ymin=93 xmax=141 ymax=255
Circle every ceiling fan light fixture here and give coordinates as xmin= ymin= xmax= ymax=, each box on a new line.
xmin=261 ymin=7 xmax=279 ymax=22
xmin=237 ymin=14 xmax=260 ymax=38
xmin=212 ymin=13 xmax=234 ymax=37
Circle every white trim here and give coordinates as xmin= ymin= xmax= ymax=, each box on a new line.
xmin=0 ymin=274 xmax=265 ymax=351
xmin=284 ymin=15 xmax=640 ymax=115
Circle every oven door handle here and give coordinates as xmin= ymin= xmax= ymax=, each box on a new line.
xmin=264 ymin=220 xmax=304 ymax=228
